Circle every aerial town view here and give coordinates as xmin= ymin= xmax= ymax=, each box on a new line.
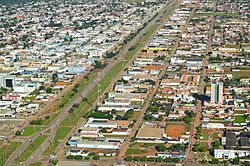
xmin=0 ymin=0 xmax=249 ymax=165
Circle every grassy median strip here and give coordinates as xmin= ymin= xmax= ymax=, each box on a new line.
xmin=61 ymin=73 xmax=98 ymax=107
xmin=43 ymin=127 xmax=71 ymax=155
xmin=18 ymin=73 xmax=97 ymax=136
xmin=0 ymin=142 xmax=22 ymax=165
xmin=16 ymin=135 xmax=47 ymax=162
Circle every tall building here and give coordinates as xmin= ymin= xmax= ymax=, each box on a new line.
xmin=211 ymin=82 xmax=223 ymax=104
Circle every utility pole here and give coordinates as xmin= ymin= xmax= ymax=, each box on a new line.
xmin=98 ymin=84 xmax=101 ymax=106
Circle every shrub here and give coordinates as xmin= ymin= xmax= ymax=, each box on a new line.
xmin=66 ymin=155 xmax=74 ymax=159
xmin=93 ymin=156 xmax=100 ymax=160
xmin=147 ymin=157 xmax=155 ymax=162
xmin=74 ymin=155 xmax=82 ymax=160
xmin=84 ymin=156 xmax=90 ymax=160
xmin=155 ymin=143 xmax=166 ymax=152
xmin=30 ymin=120 xmax=42 ymax=125
xmin=140 ymin=156 xmax=147 ymax=161
xmin=124 ymin=156 xmax=133 ymax=161
xmin=15 ymin=131 xmax=22 ymax=136
xmin=172 ymin=158 xmax=180 ymax=163
xmin=155 ymin=157 xmax=163 ymax=162
xmin=210 ymin=158 xmax=219 ymax=164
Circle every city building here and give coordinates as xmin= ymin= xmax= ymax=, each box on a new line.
xmin=210 ymin=82 xmax=223 ymax=105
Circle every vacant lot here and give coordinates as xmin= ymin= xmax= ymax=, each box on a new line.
xmin=166 ymin=123 xmax=187 ymax=138
xmin=225 ymin=70 xmax=250 ymax=79
xmin=126 ymin=143 xmax=156 ymax=157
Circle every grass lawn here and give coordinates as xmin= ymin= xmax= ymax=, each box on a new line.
xmin=234 ymin=115 xmax=246 ymax=123
xmin=29 ymin=162 xmax=42 ymax=166
xmin=224 ymin=44 xmax=240 ymax=49
xmin=23 ymin=96 xmax=36 ymax=101
xmin=21 ymin=126 xmax=44 ymax=136
xmin=215 ymin=12 xmax=238 ymax=17
xmin=40 ymin=112 xmax=61 ymax=126
xmin=225 ymin=71 xmax=250 ymax=80
xmin=0 ymin=142 xmax=22 ymax=166
xmin=43 ymin=127 xmax=71 ymax=155
xmin=201 ymin=131 xmax=209 ymax=140
xmin=126 ymin=148 xmax=147 ymax=155
xmin=200 ymin=142 xmax=208 ymax=150
xmin=212 ymin=132 xmax=219 ymax=139
xmin=126 ymin=0 xmax=143 ymax=4
xmin=102 ymin=135 xmax=125 ymax=138
xmin=194 ymin=12 xmax=212 ymax=17
xmin=16 ymin=135 xmax=47 ymax=162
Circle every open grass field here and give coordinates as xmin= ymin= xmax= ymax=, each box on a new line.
xmin=166 ymin=123 xmax=187 ymax=138
xmin=126 ymin=148 xmax=148 ymax=155
xmin=16 ymin=135 xmax=47 ymax=162
xmin=126 ymin=143 xmax=156 ymax=157
xmin=234 ymin=115 xmax=246 ymax=123
xmin=21 ymin=126 xmax=44 ymax=136
xmin=225 ymin=70 xmax=250 ymax=79
xmin=0 ymin=142 xmax=22 ymax=166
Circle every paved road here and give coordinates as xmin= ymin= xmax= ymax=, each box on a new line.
xmin=4 ymin=1 xmax=175 ymax=166
xmin=184 ymin=2 xmax=216 ymax=165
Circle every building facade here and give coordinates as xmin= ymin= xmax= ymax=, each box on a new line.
xmin=211 ymin=82 xmax=223 ymax=104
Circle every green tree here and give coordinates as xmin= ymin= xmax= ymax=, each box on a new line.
xmin=66 ymin=155 xmax=74 ymax=159
xmin=210 ymin=158 xmax=219 ymax=164
xmin=52 ymin=73 xmax=58 ymax=83
xmin=213 ymin=140 xmax=220 ymax=149
xmin=193 ymin=144 xmax=199 ymax=152
xmin=15 ymin=131 xmax=22 ymax=136
xmin=93 ymin=156 xmax=100 ymax=160
xmin=74 ymin=155 xmax=82 ymax=160
xmin=232 ymin=158 xmax=239 ymax=165
xmin=46 ymin=87 xmax=52 ymax=94
xmin=155 ymin=143 xmax=167 ymax=152
xmin=124 ymin=156 xmax=133 ymax=161
xmin=172 ymin=158 xmax=180 ymax=163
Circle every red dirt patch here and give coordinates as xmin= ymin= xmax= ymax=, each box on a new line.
xmin=166 ymin=124 xmax=186 ymax=138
